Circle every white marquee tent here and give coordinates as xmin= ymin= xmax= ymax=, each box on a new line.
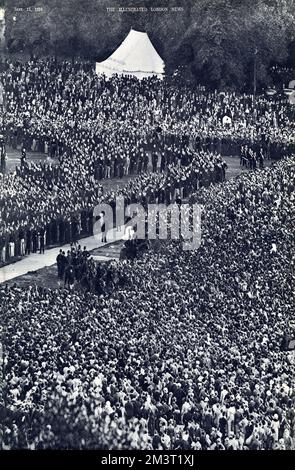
xmin=96 ymin=29 xmax=165 ymax=80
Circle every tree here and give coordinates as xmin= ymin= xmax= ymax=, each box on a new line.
xmin=3 ymin=0 xmax=295 ymax=89
xmin=174 ymin=0 xmax=293 ymax=90
xmin=5 ymin=0 xmax=47 ymax=54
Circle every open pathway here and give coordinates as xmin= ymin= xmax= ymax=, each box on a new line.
xmin=0 ymin=226 xmax=125 ymax=284
xmin=0 ymin=156 xmax=264 ymax=285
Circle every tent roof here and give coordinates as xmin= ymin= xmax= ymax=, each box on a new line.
xmin=96 ymin=29 xmax=164 ymax=80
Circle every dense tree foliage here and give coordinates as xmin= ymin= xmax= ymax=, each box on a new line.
xmin=3 ymin=0 xmax=295 ymax=90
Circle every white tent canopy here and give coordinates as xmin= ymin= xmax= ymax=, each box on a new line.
xmin=96 ymin=29 xmax=164 ymax=80
xmin=289 ymin=91 xmax=295 ymax=105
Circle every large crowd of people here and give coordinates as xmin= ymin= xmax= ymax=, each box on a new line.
xmin=0 ymin=60 xmax=229 ymax=264
xmin=3 ymin=59 xmax=295 ymax=156
xmin=0 ymin=59 xmax=294 ymax=263
xmin=1 ymin=154 xmax=294 ymax=450
xmin=1 ymin=59 xmax=295 ymax=265
xmin=0 ymin=58 xmax=294 ymax=450
xmin=0 ymin=148 xmax=225 ymax=264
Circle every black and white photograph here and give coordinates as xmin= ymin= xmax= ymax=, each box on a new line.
xmin=0 ymin=0 xmax=295 ymax=463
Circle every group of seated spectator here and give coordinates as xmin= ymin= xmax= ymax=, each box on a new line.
xmin=1 ymin=155 xmax=294 ymax=450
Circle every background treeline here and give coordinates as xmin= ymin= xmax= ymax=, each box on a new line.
xmin=3 ymin=0 xmax=295 ymax=90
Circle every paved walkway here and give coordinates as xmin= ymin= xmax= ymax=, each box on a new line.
xmin=0 ymin=155 xmax=255 ymax=285
xmin=0 ymin=226 xmax=126 ymax=284
xmin=1 ymin=148 xmax=57 ymax=173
